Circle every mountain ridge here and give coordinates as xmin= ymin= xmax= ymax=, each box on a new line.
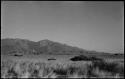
xmin=1 ymin=38 xmax=85 ymax=55
xmin=1 ymin=38 xmax=123 ymax=57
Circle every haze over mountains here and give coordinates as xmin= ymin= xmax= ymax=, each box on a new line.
xmin=1 ymin=38 xmax=123 ymax=57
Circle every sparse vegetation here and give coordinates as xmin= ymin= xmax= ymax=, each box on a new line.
xmin=1 ymin=38 xmax=124 ymax=78
xmin=1 ymin=59 xmax=124 ymax=78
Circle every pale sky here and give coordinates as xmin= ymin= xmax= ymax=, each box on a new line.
xmin=1 ymin=1 xmax=124 ymax=53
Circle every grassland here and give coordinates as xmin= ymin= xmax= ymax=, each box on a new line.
xmin=1 ymin=54 xmax=124 ymax=78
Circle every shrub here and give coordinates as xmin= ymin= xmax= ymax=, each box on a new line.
xmin=1 ymin=59 xmax=124 ymax=78
xmin=70 ymin=55 xmax=103 ymax=61
xmin=92 ymin=60 xmax=124 ymax=76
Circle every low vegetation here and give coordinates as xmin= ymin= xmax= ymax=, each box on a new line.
xmin=1 ymin=59 xmax=124 ymax=78
xmin=70 ymin=55 xmax=103 ymax=61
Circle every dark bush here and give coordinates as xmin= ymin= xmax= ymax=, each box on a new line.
xmin=70 ymin=55 xmax=103 ymax=61
xmin=48 ymin=58 xmax=56 ymax=61
xmin=14 ymin=54 xmax=23 ymax=57
xmin=70 ymin=55 xmax=90 ymax=61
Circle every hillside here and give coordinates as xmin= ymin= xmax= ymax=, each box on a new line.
xmin=1 ymin=38 xmax=85 ymax=55
xmin=1 ymin=38 xmax=124 ymax=59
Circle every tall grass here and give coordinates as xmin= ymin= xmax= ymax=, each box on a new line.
xmin=1 ymin=59 xmax=124 ymax=78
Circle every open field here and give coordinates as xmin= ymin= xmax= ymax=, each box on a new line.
xmin=1 ymin=1 xmax=124 ymax=78
xmin=1 ymin=54 xmax=124 ymax=78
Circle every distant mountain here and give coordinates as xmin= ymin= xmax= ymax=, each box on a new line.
xmin=1 ymin=38 xmax=124 ymax=58
xmin=1 ymin=38 xmax=86 ymax=55
xmin=1 ymin=38 xmax=36 ymax=55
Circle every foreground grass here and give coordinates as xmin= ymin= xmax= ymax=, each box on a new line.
xmin=1 ymin=59 xmax=124 ymax=78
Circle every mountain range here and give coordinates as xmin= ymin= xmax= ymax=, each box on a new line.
xmin=1 ymin=38 xmax=86 ymax=55
xmin=1 ymin=38 xmax=123 ymax=58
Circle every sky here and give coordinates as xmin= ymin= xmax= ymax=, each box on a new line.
xmin=1 ymin=1 xmax=124 ymax=53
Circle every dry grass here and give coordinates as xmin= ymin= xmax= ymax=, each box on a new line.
xmin=1 ymin=59 xmax=124 ymax=78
